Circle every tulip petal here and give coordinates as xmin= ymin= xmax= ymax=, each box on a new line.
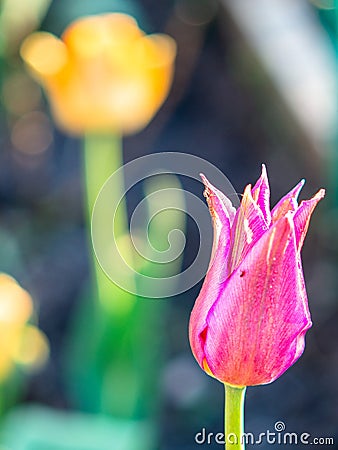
xmin=20 ymin=32 xmax=68 ymax=77
xmin=189 ymin=232 xmax=231 ymax=366
xmin=21 ymin=13 xmax=177 ymax=135
xmin=203 ymin=215 xmax=311 ymax=386
xmin=271 ymin=179 xmax=305 ymax=223
xmin=293 ymin=189 xmax=325 ymax=251
xmin=189 ymin=168 xmax=324 ymax=388
xmin=251 ymin=164 xmax=271 ymax=226
xmin=62 ymin=14 xmax=142 ymax=58
xmin=200 ymin=174 xmax=236 ymax=226
xmin=189 ymin=175 xmax=236 ymax=367
xmin=228 ymin=184 xmax=268 ymax=273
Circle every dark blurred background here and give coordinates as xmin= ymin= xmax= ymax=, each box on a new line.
xmin=0 ymin=0 xmax=336 ymax=449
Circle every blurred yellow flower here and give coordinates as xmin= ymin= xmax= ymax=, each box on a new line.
xmin=20 ymin=13 xmax=176 ymax=135
xmin=0 ymin=274 xmax=48 ymax=382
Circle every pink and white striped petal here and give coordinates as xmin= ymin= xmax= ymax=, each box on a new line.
xmin=203 ymin=215 xmax=311 ymax=386
xmin=251 ymin=164 xmax=271 ymax=226
xmin=272 ymin=179 xmax=305 ymax=223
xmin=293 ymin=189 xmax=325 ymax=251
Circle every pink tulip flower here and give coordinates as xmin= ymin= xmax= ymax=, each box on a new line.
xmin=189 ymin=166 xmax=325 ymax=387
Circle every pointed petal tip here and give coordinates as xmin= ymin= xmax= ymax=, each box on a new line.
xmin=316 ymin=188 xmax=326 ymax=199
xmin=261 ymin=163 xmax=267 ymax=177
xmin=199 ymin=173 xmax=237 ymax=225
xmin=304 ymin=187 xmax=326 ymax=203
xmin=199 ymin=173 xmax=220 ymax=195
xmin=199 ymin=173 xmax=207 ymax=184
xmin=253 ymin=164 xmax=269 ymax=189
xmin=292 ymin=179 xmax=306 ymax=198
xmin=200 ymin=173 xmax=214 ymax=195
xmin=294 ymin=178 xmax=305 ymax=191
xmin=293 ymin=187 xmax=325 ymax=250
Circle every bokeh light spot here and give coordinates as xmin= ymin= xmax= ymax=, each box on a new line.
xmin=2 ymin=72 xmax=41 ymax=116
xmin=13 ymin=325 xmax=49 ymax=369
xmin=11 ymin=111 xmax=53 ymax=155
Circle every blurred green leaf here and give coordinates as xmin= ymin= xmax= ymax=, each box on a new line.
xmin=65 ymin=173 xmax=186 ymax=422
xmin=0 ymin=0 xmax=51 ymax=55
xmin=1 ymin=405 xmax=154 ymax=450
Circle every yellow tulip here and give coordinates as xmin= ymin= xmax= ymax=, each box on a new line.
xmin=0 ymin=274 xmax=48 ymax=382
xmin=20 ymin=13 xmax=176 ymax=135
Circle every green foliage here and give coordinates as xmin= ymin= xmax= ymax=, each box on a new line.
xmin=1 ymin=405 xmax=154 ymax=450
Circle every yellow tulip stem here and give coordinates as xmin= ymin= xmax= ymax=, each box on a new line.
xmin=83 ymin=133 xmax=128 ymax=305
xmin=224 ymin=384 xmax=246 ymax=450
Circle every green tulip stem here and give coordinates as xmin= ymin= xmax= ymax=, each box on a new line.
xmin=224 ymin=384 xmax=246 ymax=450
xmin=83 ymin=133 xmax=128 ymax=305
